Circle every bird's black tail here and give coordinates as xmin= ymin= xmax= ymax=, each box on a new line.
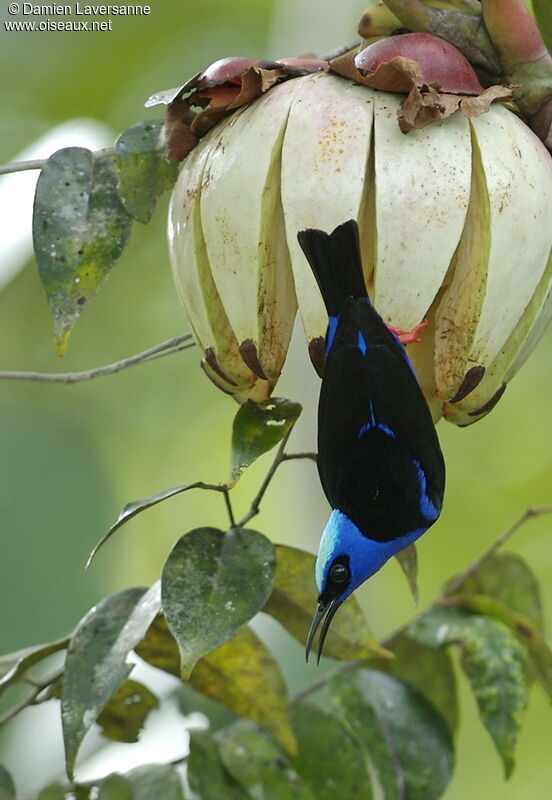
xmin=297 ymin=220 xmax=367 ymax=317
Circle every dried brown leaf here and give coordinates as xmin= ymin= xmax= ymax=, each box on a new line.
xmin=459 ymin=85 xmax=513 ymax=117
xmin=330 ymin=50 xmax=424 ymax=93
xmin=398 ymin=83 xmax=512 ymax=133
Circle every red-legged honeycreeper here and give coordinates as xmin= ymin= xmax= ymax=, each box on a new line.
xmin=297 ymin=220 xmax=445 ymax=663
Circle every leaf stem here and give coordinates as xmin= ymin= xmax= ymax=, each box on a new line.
xmin=223 ymin=487 xmax=237 ymax=529
xmin=0 ymin=334 xmax=195 ymax=384
xmin=0 ymin=158 xmax=46 ymax=176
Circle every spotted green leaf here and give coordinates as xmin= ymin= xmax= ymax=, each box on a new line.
xmin=217 ymin=719 xmax=310 ymax=799
xmin=61 ymin=583 xmax=161 ymax=777
xmin=32 ymin=147 xmax=132 ymax=354
xmin=96 ymin=678 xmax=159 ymax=743
xmin=290 ymin=702 xmax=371 ymax=800
xmin=115 ymin=121 xmax=178 ymax=223
xmin=330 ymin=668 xmax=453 ymax=800
xmin=161 ymin=527 xmax=275 ymax=678
xmin=231 ymin=398 xmax=301 ymax=481
xmin=411 ymin=605 xmax=529 ymax=777
xmin=188 ymin=730 xmax=247 ymax=800
xmin=263 ymin=544 xmax=389 ymax=660
xmin=190 ymin=625 xmax=296 ymax=755
xmin=444 ymin=594 xmax=552 ymax=698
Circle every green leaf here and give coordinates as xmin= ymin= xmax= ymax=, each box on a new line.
xmin=217 ymin=719 xmax=309 ymax=800
xmin=373 ymin=631 xmax=458 ymax=734
xmin=263 ymin=544 xmax=389 ymax=660
xmin=61 ymin=583 xmax=161 ymax=777
xmin=290 ymin=702 xmax=371 ymax=800
xmin=231 ymin=398 xmax=301 ymax=482
xmin=188 ymin=730 xmax=247 ymax=800
xmin=32 ymin=147 xmax=132 ymax=354
xmin=0 ymin=636 xmax=69 ymax=696
xmin=448 ymin=552 xmax=544 ymax=631
xmin=395 ymin=543 xmax=419 ymax=604
xmin=96 ymin=678 xmax=159 ymax=743
xmin=534 ymin=0 xmax=552 ymax=53
xmin=115 ymin=121 xmax=178 ymax=223
xmin=162 ymin=527 xmax=275 ymax=678
xmin=330 ymin=668 xmax=454 ymax=800
xmin=123 ymin=764 xmax=185 ymax=800
xmin=135 ymin=614 xmax=180 ymax=677
xmin=98 ymin=774 xmax=133 ymax=800
xmin=411 ymin=605 xmax=530 ymax=777
xmin=444 ymin=594 xmax=552 ymax=698
xmin=0 ymin=764 xmax=15 ymax=800
xmin=190 ymin=625 xmax=297 ymax=755
xmin=36 ymin=784 xmax=66 ymax=800
xmin=87 ymin=484 xmax=200 ymax=567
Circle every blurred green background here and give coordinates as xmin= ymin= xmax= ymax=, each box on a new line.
xmin=1 ymin=0 xmax=551 ymax=796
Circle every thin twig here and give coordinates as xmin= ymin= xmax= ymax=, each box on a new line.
xmin=282 ymin=452 xmax=318 ymax=463
xmin=0 ymin=334 xmax=195 ymax=384
xmin=441 ymin=504 xmax=552 ymax=598
xmin=0 ymin=666 xmax=64 ymax=728
xmin=0 ymin=158 xmax=46 ymax=176
xmin=236 ymin=431 xmax=293 ymax=528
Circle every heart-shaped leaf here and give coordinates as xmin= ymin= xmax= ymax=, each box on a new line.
xmin=32 ymin=147 xmax=132 ymax=354
xmin=263 ymin=544 xmax=388 ymax=659
xmin=162 ymin=527 xmax=275 ymax=677
xmin=231 ymin=398 xmax=301 ymax=481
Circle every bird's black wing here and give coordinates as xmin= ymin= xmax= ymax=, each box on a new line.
xmin=318 ymin=297 xmax=445 ymax=542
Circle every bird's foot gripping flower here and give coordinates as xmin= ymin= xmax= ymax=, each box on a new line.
xmin=161 ymin=1 xmax=552 ymax=425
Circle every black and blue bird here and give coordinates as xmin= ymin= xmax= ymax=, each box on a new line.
xmin=297 ymin=220 xmax=445 ymax=663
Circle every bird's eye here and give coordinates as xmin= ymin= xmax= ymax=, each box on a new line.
xmin=330 ymin=563 xmax=348 ymax=583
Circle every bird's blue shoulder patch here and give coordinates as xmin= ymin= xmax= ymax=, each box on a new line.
xmin=326 ymin=316 xmax=339 ymax=353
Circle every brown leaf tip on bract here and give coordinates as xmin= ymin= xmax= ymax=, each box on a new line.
xmin=330 ymin=33 xmax=512 ymax=134
xmin=146 ymin=56 xmax=329 ymax=163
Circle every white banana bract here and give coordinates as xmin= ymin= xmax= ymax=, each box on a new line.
xmin=168 ymin=71 xmax=552 ymax=424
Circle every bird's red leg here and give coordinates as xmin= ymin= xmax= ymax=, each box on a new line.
xmin=387 ymin=319 xmax=428 ymax=345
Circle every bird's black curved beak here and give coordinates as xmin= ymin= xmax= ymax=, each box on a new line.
xmin=305 ymin=598 xmax=341 ymax=664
